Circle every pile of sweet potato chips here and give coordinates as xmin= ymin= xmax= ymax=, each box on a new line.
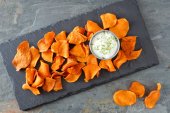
xmin=12 ymin=13 xmax=142 ymax=95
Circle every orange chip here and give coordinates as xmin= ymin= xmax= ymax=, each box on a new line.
xmin=12 ymin=41 xmax=31 ymax=71
xmin=53 ymin=76 xmax=63 ymax=91
xmin=129 ymin=81 xmax=145 ymax=98
xmin=87 ymin=32 xmax=94 ymax=41
xmin=144 ymin=83 xmax=161 ymax=109
xmin=67 ymin=63 xmax=85 ymax=74
xmin=85 ymin=20 xmax=102 ymax=33
xmin=64 ymin=70 xmax=82 ymax=83
xmin=87 ymin=54 xmax=98 ymax=65
xmin=113 ymin=90 xmax=137 ymax=106
xmin=70 ymin=44 xmax=86 ymax=57
xmin=29 ymin=46 xmax=40 ymax=68
xmin=82 ymin=64 xmax=101 ymax=82
xmin=42 ymin=77 xmax=56 ymax=92
xmin=121 ymin=36 xmax=137 ymax=54
xmin=38 ymin=60 xmax=51 ymax=78
xmin=109 ymin=18 xmax=129 ymax=39
xmin=37 ymin=31 xmax=55 ymax=52
xmin=73 ymin=26 xmax=85 ymax=34
xmin=61 ymin=56 xmax=78 ymax=71
xmin=52 ymin=71 xmax=65 ymax=77
xmin=126 ymin=49 xmax=142 ymax=61
xmin=41 ymin=49 xmax=53 ymax=63
xmin=99 ymin=59 xmax=116 ymax=72
xmin=55 ymin=31 xmax=67 ymax=41
xmin=22 ymin=83 xmax=40 ymax=95
xmin=25 ymin=68 xmax=36 ymax=85
xmin=67 ymin=31 xmax=87 ymax=44
xmin=100 ymin=13 xmax=117 ymax=29
xmin=51 ymin=56 xmax=65 ymax=71
xmin=113 ymin=50 xmax=127 ymax=69
xmin=51 ymin=40 xmax=69 ymax=58
xmin=31 ymin=73 xmax=44 ymax=88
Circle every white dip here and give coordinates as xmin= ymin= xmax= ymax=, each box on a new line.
xmin=90 ymin=30 xmax=119 ymax=59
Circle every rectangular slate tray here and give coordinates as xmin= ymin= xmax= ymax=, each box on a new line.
xmin=0 ymin=0 xmax=159 ymax=111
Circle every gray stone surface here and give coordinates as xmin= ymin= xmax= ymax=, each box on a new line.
xmin=0 ymin=0 xmax=169 ymax=113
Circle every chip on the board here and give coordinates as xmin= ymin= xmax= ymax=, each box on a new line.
xmin=64 ymin=71 xmax=82 ymax=83
xmin=85 ymin=20 xmax=102 ymax=33
xmin=55 ymin=31 xmax=67 ymax=41
xmin=67 ymin=31 xmax=87 ymax=44
xmin=25 ymin=68 xmax=36 ymax=85
xmin=37 ymin=31 xmax=55 ymax=52
xmin=82 ymin=64 xmax=101 ymax=82
xmin=38 ymin=60 xmax=51 ymax=78
xmin=113 ymin=90 xmax=137 ymax=106
xmin=109 ymin=18 xmax=129 ymax=39
xmin=70 ymin=44 xmax=86 ymax=57
xmin=61 ymin=56 xmax=78 ymax=71
xmin=42 ymin=77 xmax=56 ymax=92
xmin=100 ymin=13 xmax=117 ymax=29
xmin=31 ymin=73 xmax=44 ymax=88
xmin=99 ymin=59 xmax=116 ymax=72
xmin=12 ymin=41 xmax=31 ymax=71
xmin=113 ymin=50 xmax=127 ymax=69
xmin=51 ymin=56 xmax=65 ymax=71
xmin=51 ymin=40 xmax=69 ymax=58
xmin=22 ymin=83 xmax=40 ymax=95
xmin=41 ymin=49 xmax=53 ymax=63
xmin=52 ymin=76 xmax=63 ymax=91
xmin=29 ymin=46 xmax=40 ymax=68
xmin=73 ymin=26 xmax=85 ymax=34
xmin=66 ymin=63 xmax=85 ymax=75
xmin=144 ymin=83 xmax=161 ymax=109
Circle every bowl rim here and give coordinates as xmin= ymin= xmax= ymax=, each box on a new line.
xmin=89 ymin=30 xmax=120 ymax=60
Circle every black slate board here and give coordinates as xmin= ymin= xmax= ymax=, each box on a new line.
xmin=0 ymin=0 xmax=159 ymax=111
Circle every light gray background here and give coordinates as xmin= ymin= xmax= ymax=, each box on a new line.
xmin=0 ymin=0 xmax=170 ymax=113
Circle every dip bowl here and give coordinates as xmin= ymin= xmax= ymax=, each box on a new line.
xmin=89 ymin=30 xmax=120 ymax=60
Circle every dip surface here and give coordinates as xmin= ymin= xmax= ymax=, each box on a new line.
xmin=90 ymin=30 xmax=119 ymax=59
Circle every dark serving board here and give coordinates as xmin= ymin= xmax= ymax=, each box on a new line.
xmin=0 ymin=0 xmax=159 ymax=111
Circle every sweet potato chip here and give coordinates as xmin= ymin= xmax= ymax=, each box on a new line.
xmin=100 ymin=13 xmax=117 ymax=29
xmin=52 ymin=71 xmax=65 ymax=77
xmin=37 ymin=31 xmax=55 ymax=52
xmin=22 ymin=83 xmax=40 ymax=95
xmin=87 ymin=32 xmax=94 ymax=41
xmin=64 ymin=70 xmax=82 ymax=83
xmin=109 ymin=18 xmax=129 ymax=39
xmin=129 ymin=81 xmax=145 ymax=98
xmin=67 ymin=31 xmax=87 ymax=44
xmin=31 ymin=73 xmax=44 ymax=88
xmin=70 ymin=44 xmax=86 ymax=57
xmin=75 ymin=44 xmax=89 ymax=62
xmin=51 ymin=56 xmax=65 ymax=71
xmin=61 ymin=56 xmax=78 ymax=71
xmin=67 ymin=63 xmax=85 ymax=74
xmin=113 ymin=90 xmax=136 ymax=106
xmin=29 ymin=46 xmax=40 ymax=68
xmin=41 ymin=49 xmax=53 ymax=63
xmin=73 ymin=26 xmax=85 ymax=34
xmin=12 ymin=41 xmax=31 ymax=71
xmin=53 ymin=76 xmax=63 ymax=91
xmin=126 ymin=49 xmax=143 ymax=60
xmin=42 ymin=77 xmax=56 ymax=92
xmin=82 ymin=64 xmax=101 ymax=82
xmin=121 ymin=36 xmax=137 ymax=54
xmin=51 ymin=40 xmax=69 ymax=58
xmin=87 ymin=54 xmax=98 ymax=65
xmin=113 ymin=50 xmax=127 ymax=69
xmin=25 ymin=68 xmax=36 ymax=85
xmin=38 ymin=60 xmax=51 ymax=78
xmin=55 ymin=31 xmax=67 ymax=41
xmin=99 ymin=59 xmax=116 ymax=72
xmin=85 ymin=20 xmax=102 ymax=33
xmin=144 ymin=83 xmax=162 ymax=109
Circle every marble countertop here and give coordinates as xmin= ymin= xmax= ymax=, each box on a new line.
xmin=0 ymin=0 xmax=170 ymax=113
